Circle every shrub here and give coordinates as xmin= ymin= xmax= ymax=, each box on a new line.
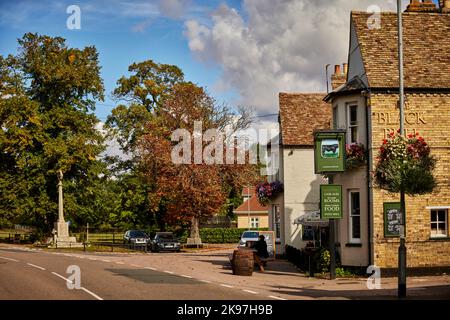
xmin=179 ymin=227 xmax=268 ymax=244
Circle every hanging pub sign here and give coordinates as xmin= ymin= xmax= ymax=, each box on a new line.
xmin=383 ymin=202 xmax=405 ymax=237
xmin=320 ymin=185 xmax=343 ymax=219
xmin=314 ymin=130 xmax=346 ymax=173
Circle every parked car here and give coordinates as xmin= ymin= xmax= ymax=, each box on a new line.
xmin=238 ymin=230 xmax=260 ymax=247
xmin=123 ymin=230 xmax=150 ymax=247
xmin=151 ymin=232 xmax=181 ymax=252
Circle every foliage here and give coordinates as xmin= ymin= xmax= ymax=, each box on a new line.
xmin=139 ymin=82 xmax=260 ymax=232
xmin=373 ymin=132 xmax=437 ymax=195
xmin=317 ymin=248 xmax=331 ymax=273
xmin=178 ymin=227 xmax=268 ymax=243
xmin=255 ymin=180 xmax=284 ymax=205
xmin=0 ymin=33 xmax=105 ymax=232
xmin=345 ymin=143 xmax=367 ymax=169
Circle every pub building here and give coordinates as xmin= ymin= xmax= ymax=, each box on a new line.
xmin=323 ymin=2 xmax=450 ymax=271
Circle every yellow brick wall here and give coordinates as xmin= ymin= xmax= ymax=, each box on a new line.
xmin=370 ymin=93 xmax=450 ymax=268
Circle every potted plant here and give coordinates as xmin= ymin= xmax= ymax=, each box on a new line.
xmin=255 ymin=180 xmax=284 ymax=206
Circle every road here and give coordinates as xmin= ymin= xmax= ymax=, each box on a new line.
xmin=0 ymin=246 xmax=267 ymax=300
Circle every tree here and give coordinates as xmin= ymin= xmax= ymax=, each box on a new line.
xmin=139 ymin=82 xmax=260 ymax=238
xmin=0 ymin=33 xmax=105 ymax=232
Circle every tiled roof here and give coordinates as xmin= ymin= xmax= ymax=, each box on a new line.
xmin=234 ymin=194 xmax=268 ymax=213
xmin=279 ymin=93 xmax=331 ymax=146
xmin=352 ymin=11 xmax=450 ymax=89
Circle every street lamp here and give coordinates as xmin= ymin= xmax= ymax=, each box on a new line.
xmin=397 ymin=0 xmax=407 ymax=299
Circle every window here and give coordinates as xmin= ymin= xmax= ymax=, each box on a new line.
xmin=250 ymin=217 xmax=259 ymax=229
xmin=349 ymin=191 xmax=361 ymax=243
xmin=272 ymin=205 xmax=281 ymax=240
xmin=430 ymin=209 xmax=448 ymax=238
xmin=347 ymin=104 xmax=358 ymax=143
xmin=333 ymin=106 xmax=338 ymax=129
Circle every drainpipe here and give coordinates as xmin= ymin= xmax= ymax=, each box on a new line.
xmin=364 ymin=90 xmax=373 ymax=267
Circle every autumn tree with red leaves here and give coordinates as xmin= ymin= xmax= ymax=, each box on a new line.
xmin=139 ymin=82 xmax=260 ymax=239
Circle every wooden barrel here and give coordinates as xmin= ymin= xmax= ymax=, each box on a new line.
xmin=231 ymin=249 xmax=254 ymax=276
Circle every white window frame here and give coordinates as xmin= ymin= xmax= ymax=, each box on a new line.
xmin=348 ymin=190 xmax=361 ymax=244
xmin=250 ymin=217 xmax=259 ymax=229
xmin=346 ymin=103 xmax=359 ymax=144
xmin=430 ymin=209 xmax=448 ymax=238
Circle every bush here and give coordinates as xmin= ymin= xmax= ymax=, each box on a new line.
xmin=179 ymin=227 xmax=268 ymax=244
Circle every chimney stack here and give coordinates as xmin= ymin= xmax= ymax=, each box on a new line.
xmin=331 ymin=63 xmax=347 ymax=90
xmin=406 ymin=0 xmax=438 ymax=12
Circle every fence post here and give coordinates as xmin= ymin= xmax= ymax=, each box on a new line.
xmin=113 ymin=229 xmax=115 ymax=244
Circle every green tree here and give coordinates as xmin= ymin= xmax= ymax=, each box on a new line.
xmin=0 ymin=33 xmax=105 ymax=232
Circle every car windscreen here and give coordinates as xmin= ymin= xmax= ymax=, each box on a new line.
xmin=242 ymin=231 xmax=259 ymax=238
xmin=130 ymin=231 xmax=147 ymax=238
xmin=157 ymin=233 xmax=175 ymax=240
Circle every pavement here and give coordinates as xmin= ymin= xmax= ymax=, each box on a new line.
xmin=1 ymin=243 xmax=449 ymax=300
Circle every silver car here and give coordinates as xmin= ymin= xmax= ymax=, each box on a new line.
xmin=238 ymin=230 xmax=260 ymax=247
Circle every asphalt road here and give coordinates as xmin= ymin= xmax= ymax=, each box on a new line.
xmin=0 ymin=246 xmax=265 ymax=300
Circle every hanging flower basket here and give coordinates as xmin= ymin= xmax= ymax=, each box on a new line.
xmin=373 ymin=132 xmax=437 ymax=195
xmin=345 ymin=143 xmax=367 ymax=169
xmin=256 ymin=180 xmax=284 ymax=206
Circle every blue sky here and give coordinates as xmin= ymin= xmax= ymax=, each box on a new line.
xmin=0 ymin=0 xmax=441 ymax=123
xmin=0 ymin=0 xmax=242 ymax=122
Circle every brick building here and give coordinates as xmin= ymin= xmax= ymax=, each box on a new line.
xmin=325 ymin=3 xmax=450 ymax=270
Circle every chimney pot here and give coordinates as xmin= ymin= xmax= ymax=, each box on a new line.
xmin=334 ymin=64 xmax=341 ymax=75
xmin=343 ymin=63 xmax=348 ymax=75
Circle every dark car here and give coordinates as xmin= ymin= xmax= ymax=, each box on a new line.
xmin=151 ymin=232 xmax=181 ymax=252
xmin=123 ymin=230 xmax=150 ymax=248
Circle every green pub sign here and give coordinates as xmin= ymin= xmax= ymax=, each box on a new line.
xmin=314 ymin=130 xmax=346 ymax=173
xmin=320 ymin=185 xmax=343 ymax=219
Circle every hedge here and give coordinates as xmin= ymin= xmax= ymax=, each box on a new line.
xmin=179 ymin=228 xmax=268 ymax=244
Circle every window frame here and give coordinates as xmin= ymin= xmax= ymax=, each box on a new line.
xmin=250 ymin=217 xmax=260 ymax=229
xmin=346 ymin=103 xmax=359 ymax=144
xmin=348 ymin=190 xmax=361 ymax=244
xmin=430 ymin=209 xmax=448 ymax=238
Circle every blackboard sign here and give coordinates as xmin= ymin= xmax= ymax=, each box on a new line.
xmin=383 ymin=202 xmax=405 ymax=237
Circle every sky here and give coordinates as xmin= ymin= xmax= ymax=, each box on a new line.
xmin=0 ymin=0 xmax=439 ymax=126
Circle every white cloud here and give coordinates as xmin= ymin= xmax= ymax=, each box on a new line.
xmin=184 ymin=0 xmax=409 ymax=115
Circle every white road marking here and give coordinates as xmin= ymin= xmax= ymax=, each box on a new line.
xmin=51 ymin=272 xmax=103 ymax=300
xmin=115 ymin=262 xmax=124 ymax=265
xmin=243 ymin=289 xmax=258 ymax=294
xmin=101 ymin=259 xmax=110 ymax=263
xmin=200 ymin=280 xmax=211 ymax=283
xmin=80 ymin=287 xmax=104 ymax=300
xmin=164 ymin=271 xmax=174 ymax=274
xmin=63 ymin=254 xmax=72 ymax=257
xmin=180 ymin=275 xmax=192 ymax=279
xmin=268 ymin=295 xmax=287 ymax=300
xmin=51 ymin=272 xmax=73 ymax=284
xmin=0 ymin=256 xmax=19 ymax=262
xmin=144 ymin=267 xmax=157 ymax=271
xmin=88 ymin=258 xmax=97 ymax=261
xmin=220 ymin=284 xmax=234 ymax=288
xmin=27 ymin=263 xmax=46 ymax=271
xmin=131 ymin=264 xmax=141 ymax=267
